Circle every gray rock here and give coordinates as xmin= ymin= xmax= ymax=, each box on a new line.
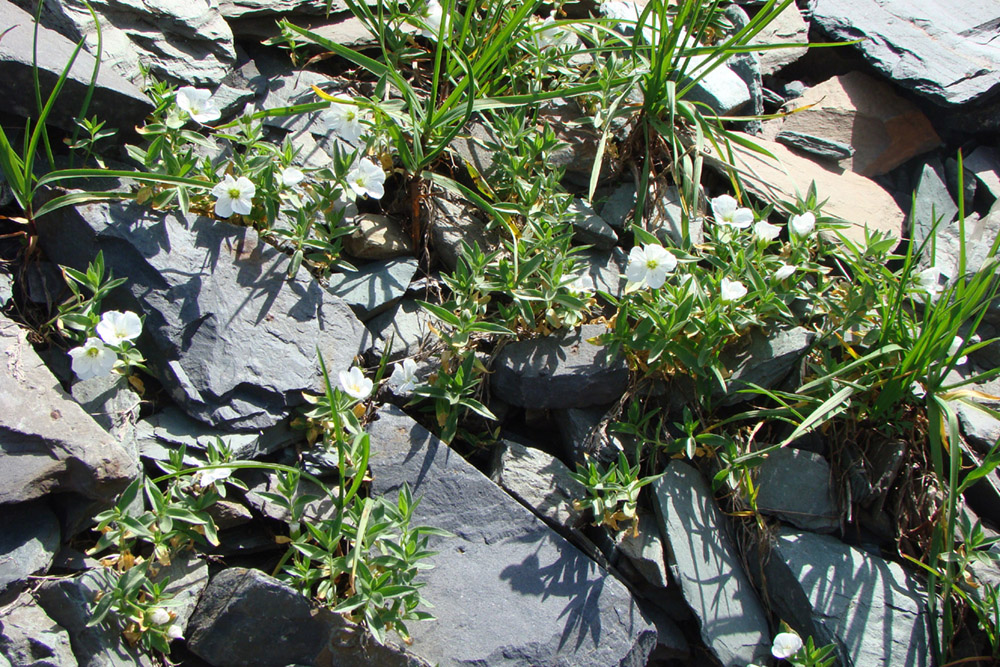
xmin=20 ymin=0 xmax=236 ymax=87
xmin=755 ymin=447 xmax=839 ymax=533
xmin=912 ymin=159 xmax=959 ymax=243
xmin=965 ymin=146 xmax=1000 ymax=202
xmin=566 ymin=199 xmax=617 ymax=250
xmin=647 ymin=186 xmax=704 ymax=247
xmin=811 ymin=0 xmax=1000 ymax=105
xmin=684 ymin=63 xmax=752 ymax=116
xmin=367 ymin=300 xmax=436 ymax=360
xmin=920 ymin=200 xmax=1000 ymax=283
xmin=244 ymin=471 xmax=339 ymax=523
xmin=946 ymin=156 xmax=977 ymax=213
xmin=776 ymin=130 xmax=856 ymax=161
xmin=754 ymin=0 xmax=809 ymax=75
xmin=210 ymin=83 xmax=256 ymax=119
xmin=0 ymin=502 xmax=60 ymax=604
xmin=758 ymin=527 xmax=932 ymax=667
xmin=367 ymin=406 xmax=656 ymax=666
xmin=489 ymin=440 xmax=588 ymax=529
xmin=0 ymin=592 xmax=78 ymax=667
xmin=429 ymin=198 xmax=498 ymax=271
xmin=491 ymin=324 xmax=629 ymax=409
xmin=616 ymin=514 xmax=669 ymax=589
xmin=219 ymin=0 xmax=348 ymax=19
xmin=258 ymin=70 xmax=331 ymax=137
xmin=153 ymin=555 xmax=209 ymax=636
xmin=344 ymin=214 xmax=413 ymax=260
xmin=0 ymin=2 xmax=151 ymax=135
xmin=652 ymin=462 xmax=770 ymax=666
xmin=554 ymin=406 xmax=626 ymax=467
xmin=134 ymin=406 xmax=298 ymax=462
xmin=36 ymin=199 xmax=366 ymax=431
xmin=0 ymin=314 xmax=138 ymax=505
xmin=35 ymin=570 xmax=154 ymax=667
xmin=186 ymin=567 xmax=427 ymax=667
xmin=70 ymin=374 xmax=141 ymax=446
xmin=722 ymin=326 xmax=814 ymax=405
xmin=22 ymin=262 xmax=66 ymax=308
xmin=723 ymin=4 xmax=763 ymax=134
xmin=571 ymin=248 xmax=627 ymax=299
xmin=0 ymin=273 xmax=11 ymax=308
xmin=598 ymin=184 xmax=636 ymax=230
xmin=326 ymin=258 xmax=419 ymax=322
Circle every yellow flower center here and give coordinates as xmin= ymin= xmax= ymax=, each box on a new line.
xmin=646 ymin=259 xmax=658 ymax=269
xmin=228 ymin=187 xmax=241 ymax=199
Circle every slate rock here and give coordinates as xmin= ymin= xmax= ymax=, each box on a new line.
xmin=0 ymin=2 xmax=151 ymax=134
xmin=0 ymin=273 xmax=11 ymax=309
xmin=647 ymin=185 xmax=704 ymax=247
xmin=652 ymin=461 xmax=770 ymax=666
xmin=758 ymin=527 xmax=932 ymax=667
xmin=615 ymin=514 xmax=669 ymax=589
xmin=344 ymin=214 xmax=413 ymax=260
xmin=429 ymin=198 xmax=498 ymax=271
xmin=918 ymin=200 xmax=1000 ymax=283
xmin=912 ymin=159 xmax=959 ymax=242
xmin=35 ymin=571 xmax=154 ymax=667
xmin=566 ymin=199 xmax=618 ymax=250
xmin=70 ymin=374 xmax=141 ymax=446
xmin=367 ymin=300 xmax=436 ymax=360
xmin=763 ymin=72 xmax=940 ymax=177
xmin=954 ymin=376 xmax=1000 ymax=456
xmin=571 ymin=248 xmax=627 ymax=299
xmin=0 ymin=314 xmax=138 ymax=505
xmin=0 ymin=501 xmax=60 ymax=605
xmin=811 ymin=0 xmax=1000 ymax=105
xmin=755 ymin=447 xmax=839 ymax=533
xmin=554 ymin=406 xmax=626 ymax=467
xmin=219 ymin=0 xmax=348 ymax=19
xmin=598 ymin=184 xmax=636 ymax=230
xmin=367 ymin=405 xmax=656 ymax=666
xmin=754 ymin=0 xmax=809 ymax=75
xmin=776 ymin=131 xmax=855 ymax=161
xmin=36 ymin=199 xmax=366 ymax=431
xmin=721 ymin=326 xmax=814 ymax=405
xmin=327 ymin=258 xmax=419 ymax=322
xmin=20 ymin=0 xmax=236 ymax=87
xmin=965 ymin=146 xmax=1000 ymax=202
xmin=491 ymin=324 xmax=629 ymax=410
xmin=258 ymin=70 xmax=331 ymax=137
xmin=700 ymin=132 xmax=904 ymax=244
xmin=0 ymin=592 xmax=78 ymax=667
xmin=489 ymin=440 xmax=588 ymax=529
xmin=244 ymin=471 xmax=339 ymax=523
xmin=186 ymin=567 xmax=427 ymax=667
xmin=684 ymin=63 xmax=751 ymax=116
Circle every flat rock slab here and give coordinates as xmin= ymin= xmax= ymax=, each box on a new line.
xmin=0 ymin=314 xmax=138 ymax=505
xmin=491 ymin=324 xmax=629 ymax=410
xmin=812 ymin=0 xmax=1000 ymax=106
xmin=0 ymin=501 xmax=60 ymax=604
xmin=489 ymin=439 xmax=588 ymax=529
xmin=367 ymin=405 xmax=656 ymax=667
xmin=700 ymin=132 xmax=904 ymax=245
xmin=0 ymin=592 xmax=77 ymax=667
xmin=755 ymin=448 xmax=839 ymax=533
xmin=0 ymin=2 xmax=151 ymax=133
xmin=37 ymin=199 xmax=366 ymax=431
xmin=652 ymin=461 xmax=770 ymax=666
xmin=326 ymin=258 xmax=419 ymax=322
xmin=759 ymin=528 xmax=932 ymax=667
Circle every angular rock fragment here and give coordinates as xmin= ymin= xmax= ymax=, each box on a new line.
xmin=367 ymin=406 xmax=656 ymax=666
xmin=490 ymin=439 xmax=588 ymax=529
xmin=755 ymin=447 xmax=839 ymax=533
xmin=0 ymin=501 xmax=60 ymax=604
xmin=0 ymin=592 xmax=77 ymax=667
xmin=0 ymin=314 xmax=138 ymax=505
xmin=327 ymin=258 xmax=419 ymax=322
xmin=36 ymin=199 xmax=366 ymax=431
xmin=492 ymin=324 xmax=629 ymax=410
xmin=912 ymin=159 xmax=959 ymax=242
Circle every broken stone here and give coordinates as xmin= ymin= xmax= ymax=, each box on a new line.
xmin=567 ymin=199 xmax=618 ymax=250
xmin=755 ymin=447 xmax=839 ymax=533
xmin=326 ymin=258 xmax=419 ymax=322
xmin=0 ymin=592 xmax=78 ymax=667
xmin=912 ymin=158 xmax=959 ymax=242
xmin=367 ymin=300 xmax=436 ymax=360
xmin=489 ymin=440 xmax=588 ymax=529
xmin=343 ymin=214 xmax=413 ymax=260
xmin=0 ymin=501 xmax=60 ymax=604
xmin=429 ymin=197 xmax=498 ymax=271
xmin=753 ymin=0 xmax=809 ymax=75
xmin=776 ymin=130 xmax=855 ymax=162
xmin=616 ymin=513 xmax=669 ymax=589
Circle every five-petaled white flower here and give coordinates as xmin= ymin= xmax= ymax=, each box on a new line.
xmin=96 ymin=310 xmax=142 ymax=346
xmin=948 ymin=336 xmax=968 ymax=366
xmin=200 ymin=466 xmax=232 ymax=486
xmin=711 ymin=194 xmax=754 ymax=229
xmin=165 ymin=624 xmax=184 ymax=641
xmin=212 ymin=175 xmax=256 ymax=218
xmin=917 ymin=266 xmax=943 ymax=297
xmin=719 ymin=277 xmax=748 ymax=302
xmin=280 ymin=167 xmax=305 ymax=188
xmin=147 ymin=608 xmax=171 ymax=626
xmin=773 ymin=263 xmax=796 ymax=282
xmin=754 ymin=220 xmax=781 ymax=242
xmin=346 ymin=159 xmax=386 ymax=200
xmin=340 ymin=366 xmax=373 ymax=400
xmin=389 ymin=358 xmax=419 ymax=394
xmin=175 ymin=87 xmax=220 ymax=125
xmin=789 ymin=211 xmax=816 ymax=238
xmin=69 ymin=337 xmax=117 ymax=380
xmin=626 ymin=244 xmax=677 ymax=289
xmin=414 ymin=0 xmax=447 ymax=39
xmin=771 ymin=632 xmax=803 ymax=660
xmin=324 ymin=101 xmax=369 ymax=143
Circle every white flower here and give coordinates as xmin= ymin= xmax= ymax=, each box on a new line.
xmin=200 ymin=466 xmax=232 ymax=486
xmin=789 ymin=211 xmax=816 ymax=238
xmin=165 ymin=624 xmax=184 ymax=641
xmin=212 ymin=175 xmax=256 ymax=218
xmin=339 ymin=366 xmax=373 ymax=400
xmin=175 ymin=87 xmax=220 ymax=125
xmin=771 ymin=632 xmax=803 ymax=659
xmin=96 ymin=311 xmax=142 ymax=346
xmin=389 ymin=358 xmax=419 ymax=394
xmin=280 ymin=167 xmax=305 ymax=188
xmin=773 ymin=263 xmax=796 ymax=282
xmin=600 ymin=1 xmax=659 ymax=42
xmin=948 ymin=336 xmax=968 ymax=366
xmin=719 ymin=277 xmax=748 ymax=302
xmin=626 ymin=244 xmax=677 ymax=289
xmin=346 ymin=158 xmax=386 ymax=200
xmin=147 ymin=607 xmax=171 ymax=626
xmin=532 ymin=14 xmax=580 ymax=51
xmin=711 ymin=194 xmax=754 ymax=229
xmin=917 ymin=266 xmax=943 ymax=296
xmin=69 ymin=337 xmax=117 ymax=380
xmin=754 ymin=220 xmax=781 ymax=242
xmin=413 ymin=0 xmax=447 ymax=39
xmin=324 ymin=101 xmax=369 ymax=143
